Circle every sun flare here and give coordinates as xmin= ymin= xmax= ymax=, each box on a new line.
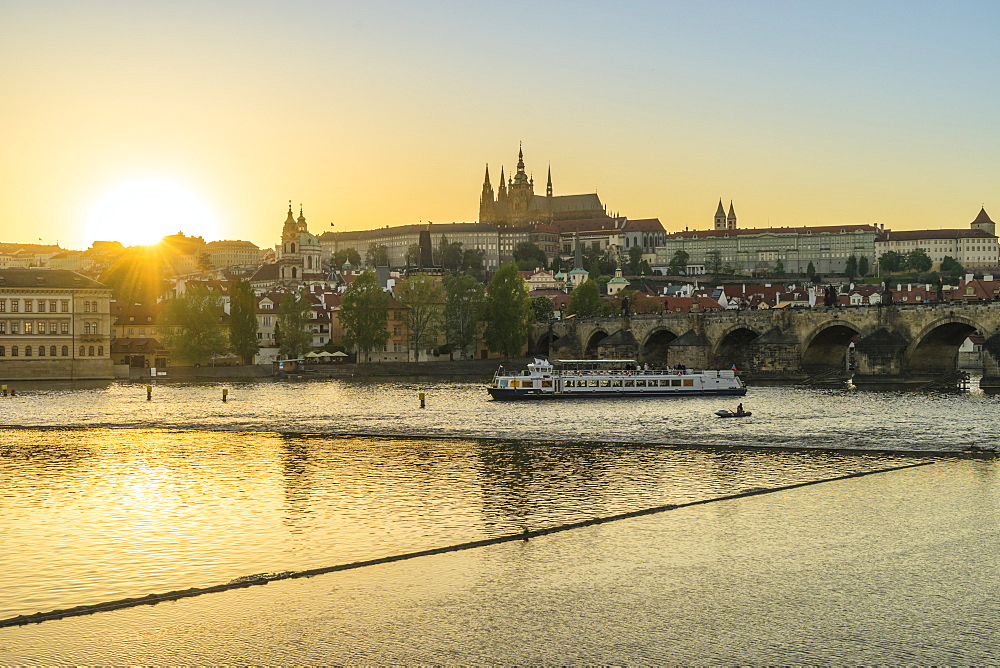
xmin=84 ymin=179 xmax=218 ymax=247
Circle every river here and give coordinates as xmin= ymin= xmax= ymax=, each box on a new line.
xmin=0 ymin=377 xmax=997 ymax=662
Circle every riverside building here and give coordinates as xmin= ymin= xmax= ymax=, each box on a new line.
xmin=0 ymin=269 xmax=114 ymax=380
xmin=874 ymin=208 xmax=999 ymax=270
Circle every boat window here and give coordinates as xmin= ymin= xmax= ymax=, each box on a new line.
xmin=565 ymin=379 xmax=575 ymax=387
xmin=671 ymin=379 xmax=681 ymax=387
xmin=588 ymin=379 xmax=598 ymax=387
xmin=635 ymin=380 xmax=646 ymax=387
xmin=612 ymin=380 xmax=622 ymax=387
xmin=683 ymin=379 xmax=694 ymax=387
xmin=624 ymin=380 xmax=634 ymax=387
xmin=542 ymin=380 xmax=552 ymax=388
xmin=600 ymin=380 xmax=610 ymax=387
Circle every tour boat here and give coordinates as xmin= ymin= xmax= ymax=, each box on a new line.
xmin=488 ymin=359 xmax=747 ymax=400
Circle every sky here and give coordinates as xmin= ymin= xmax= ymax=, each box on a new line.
xmin=2 ymin=0 xmax=998 ymax=250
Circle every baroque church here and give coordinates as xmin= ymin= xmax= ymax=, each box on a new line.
xmin=276 ymin=202 xmax=323 ymax=284
xmin=479 ymin=146 xmax=608 ymax=228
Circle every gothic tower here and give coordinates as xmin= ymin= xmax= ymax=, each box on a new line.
xmin=714 ymin=199 xmax=727 ymax=230
xmin=727 ymin=201 xmax=737 ymax=229
xmin=479 ymin=164 xmax=495 ymax=224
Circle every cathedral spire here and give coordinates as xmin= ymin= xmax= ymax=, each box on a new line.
xmin=546 ymin=164 xmax=552 ymax=198
xmin=483 ymin=163 xmax=491 ymax=187
xmin=727 ymin=201 xmax=737 ymax=229
xmin=714 ymin=199 xmax=727 ymax=230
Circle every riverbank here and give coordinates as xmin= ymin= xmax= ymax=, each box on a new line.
xmin=121 ymin=357 xmax=523 ymax=382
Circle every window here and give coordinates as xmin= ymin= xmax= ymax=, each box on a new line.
xmin=11 ymin=346 xmax=18 ymax=356
xmin=11 ymin=301 xmax=18 ymax=313
xmin=61 ymin=300 xmax=68 ymax=312
xmin=0 ymin=322 xmax=4 ymax=334
xmin=25 ymin=322 xmax=32 ymax=334
xmin=88 ymin=346 xmax=95 ymax=356
xmin=85 ymin=323 xmax=92 ymax=335
xmin=38 ymin=346 xmax=45 ymax=356
xmin=25 ymin=301 xmax=32 ymax=313
xmin=25 ymin=346 xmax=32 ymax=357
xmin=62 ymin=346 xmax=68 ymax=356
xmin=38 ymin=301 xmax=45 ymax=313
xmin=49 ymin=322 xmax=57 ymax=334
xmin=61 ymin=322 xmax=68 ymax=334
xmin=0 ymin=346 xmax=4 ymax=356
xmin=84 ymin=301 xmax=91 ymax=313
xmin=98 ymin=346 xmax=103 ymax=356
xmin=11 ymin=322 xmax=18 ymax=334
xmin=0 ymin=301 xmax=4 ymax=312
xmin=50 ymin=300 xmax=56 ymax=312
xmin=50 ymin=346 xmax=56 ymax=356
xmin=80 ymin=346 xmax=85 ymax=356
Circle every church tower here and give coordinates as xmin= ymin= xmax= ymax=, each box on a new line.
xmin=727 ymin=201 xmax=737 ymax=229
xmin=971 ymin=207 xmax=996 ymax=236
xmin=277 ymin=202 xmax=322 ymax=284
xmin=479 ymin=164 xmax=495 ymax=224
xmin=714 ymin=200 xmax=727 ymax=230
xmin=508 ymin=144 xmax=535 ymax=226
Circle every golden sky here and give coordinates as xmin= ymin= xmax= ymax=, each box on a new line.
xmin=3 ymin=1 xmax=998 ymax=249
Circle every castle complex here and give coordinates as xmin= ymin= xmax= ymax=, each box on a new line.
xmin=479 ymin=146 xmax=608 ymax=228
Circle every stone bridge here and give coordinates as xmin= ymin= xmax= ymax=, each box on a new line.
xmin=530 ymin=303 xmax=1000 ymax=390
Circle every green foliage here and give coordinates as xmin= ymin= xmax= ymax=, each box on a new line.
xmin=461 ymin=249 xmax=484 ymax=279
xmin=567 ymin=279 xmax=602 ymax=317
xmin=228 ymin=279 xmax=259 ymax=365
xmin=482 ymin=264 xmax=532 ymax=358
xmin=627 ymin=245 xmax=644 ymax=274
xmin=940 ymin=255 xmax=965 ymax=276
xmin=858 ymin=256 xmax=869 ymax=277
xmin=436 ymin=235 xmax=464 ymax=271
xmin=774 ymin=258 xmax=785 ymax=276
xmin=531 ymin=296 xmax=554 ymax=322
xmin=334 ymin=248 xmax=362 ymax=269
xmin=405 ymin=244 xmax=421 ymax=267
xmin=365 ymin=243 xmax=389 ymax=268
xmin=514 ymin=241 xmax=548 ymax=270
xmin=906 ymin=248 xmax=932 ymax=273
xmin=879 ymin=251 xmax=904 ymax=273
xmin=845 ymin=255 xmax=858 ymax=279
xmin=276 ymin=290 xmax=313 ymax=360
xmin=667 ymin=249 xmax=689 ymax=276
xmin=395 ymin=275 xmax=445 ymax=360
xmin=444 ymin=274 xmax=484 ymax=360
xmin=807 ymin=260 xmax=816 ymax=277
xmin=162 ymin=286 xmax=227 ymax=366
xmin=706 ymin=250 xmax=724 ymax=275
xmin=339 ymin=271 xmax=390 ymax=361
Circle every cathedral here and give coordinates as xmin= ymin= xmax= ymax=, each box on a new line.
xmin=479 ymin=146 xmax=608 ymax=228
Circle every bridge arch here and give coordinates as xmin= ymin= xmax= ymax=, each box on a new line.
xmin=529 ymin=329 xmax=560 ymax=357
xmin=714 ymin=325 xmax=761 ymax=370
xmin=904 ymin=315 xmax=982 ymax=374
xmin=641 ymin=328 xmax=680 ymax=364
xmin=800 ymin=320 xmax=862 ymax=372
xmin=583 ymin=329 xmax=609 ymax=358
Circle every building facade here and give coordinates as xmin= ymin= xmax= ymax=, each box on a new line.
xmin=0 ymin=269 xmax=114 ymax=380
xmin=204 ymin=240 xmax=262 ymax=269
xmin=875 ymin=208 xmax=999 ymax=269
xmin=321 ymin=222 xmax=501 ymax=271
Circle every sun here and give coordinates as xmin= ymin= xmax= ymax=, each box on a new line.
xmin=84 ymin=178 xmax=219 ymax=247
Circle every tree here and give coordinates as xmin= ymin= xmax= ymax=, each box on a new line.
xmin=444 ymin=274 xmax=484 ymax=360
xmin=906 ymin=248 xmax=932 ymax=273
xmin=482 ymin=264 xmax=532 ymax=358
xmin=531 ymin=295 xmax=554 ymax=322
xmin=228 ymin=278 xmax=259 ymax=365
xmin=807 ymin=261 xmax=816 ymax=277
xmin=162 ymin=285 xmax=227 ymax=366
xmin=334 ymin=248 xmax=362 ymax=269
xmin=461 ymin=248 xmax=484 ymax=278
xmin=845 ymin=255 xmax=858 ymax=279
xmin=706 ymin=250 xmax=724 ymax=275
xmin=774 ymin=258 xmax=785 ymax=276
xmin=879 ymin=251 xmax=904 ymax=273
xmin=567 ymin=279 xmax=602 ymax=317
xmin=627 ymin=245 xmax=644 ymax=274
xmin=858 ymin=256 xmax=869 ymax=277
xmin=405 ymin=244 xmax=421 ymax=268
xmin=514 ymin=241 xmax=548 ymax=270
xmin=940 ymin=255 xmax=965 ymax=276
xmin=395 ymin=275 xmax=445 ymax=361
xmin=365 ymin=243 xmax=388 ymax=268
xmin=339 ymin=270 xmax=390 ymax=362
xmin=276 ymin=290 xmax=313 ymax=360
xmin=436 ymin=235 xmax=464 ymax=271
xmin=667 ymin=249 xmax=689 ymax=276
